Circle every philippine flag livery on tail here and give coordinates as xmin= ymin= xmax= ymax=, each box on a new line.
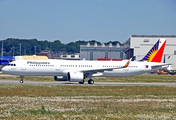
xmin=141 ymin=39 xmax=167 ymax=63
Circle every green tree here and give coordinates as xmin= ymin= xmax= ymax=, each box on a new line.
xmin=0 ymin=38 xmax=122 ymax=56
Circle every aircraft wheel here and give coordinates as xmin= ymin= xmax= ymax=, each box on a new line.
xmin=88 ymin=80 xmax=90 ymax=84
xmin=79 ymin=80 xmax=84 ymax=84
xmin=90 ymin=80 xmax=94 ymax=84
xmin=88 ymin=79 xmax=94 ymax=84
xmin=20 ymin=80 xmax=23 ymax=84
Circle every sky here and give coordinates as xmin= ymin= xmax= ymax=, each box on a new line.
xmin=0 ymin=0 xmax=176 ymax=44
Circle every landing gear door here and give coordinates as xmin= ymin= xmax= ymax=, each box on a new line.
xmin=21 ymin=61 xmax=26 ymax=70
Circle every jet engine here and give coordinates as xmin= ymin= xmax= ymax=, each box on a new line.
xmin=67 ymin=71 xmax=84 ymax=82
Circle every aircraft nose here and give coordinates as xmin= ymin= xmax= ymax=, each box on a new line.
xmin=1 ymin=66 xmax=9 ymax=73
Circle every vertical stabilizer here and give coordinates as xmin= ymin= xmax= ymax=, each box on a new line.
xmin=140 ymin=39 xmax=167 ymax=62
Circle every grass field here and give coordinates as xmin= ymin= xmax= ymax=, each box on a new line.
xmin=0 ymin=84 xmax=176 ymax=119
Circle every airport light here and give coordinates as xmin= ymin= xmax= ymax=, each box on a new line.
xmin=34 ymin=46 xmax=37 ymax=55
xmin=13 ymin=47 xmax=14 ymax=57
xmin=24 ymin=48 xmax=26 ymax=55
xmin=19 ymin=44 xmax=22 ymax=56
xmin=1 ymin=40 xmax=3 ymax=57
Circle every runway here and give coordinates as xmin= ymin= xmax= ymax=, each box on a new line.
xmin=0 ymin=79 xmax=176 ymax=86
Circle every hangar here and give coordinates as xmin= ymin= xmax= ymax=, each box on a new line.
xmin=80 ymin=35 xmax=176 ymax=70
xmin=124 ymin=35 xmax=176 ymax=70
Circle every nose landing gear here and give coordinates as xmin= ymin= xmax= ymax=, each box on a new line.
xmin=20 ymin=76 xmax=24 ymax=83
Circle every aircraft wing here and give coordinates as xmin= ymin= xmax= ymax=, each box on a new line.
xmin=82 ymin=59 xmax=131 ymax=74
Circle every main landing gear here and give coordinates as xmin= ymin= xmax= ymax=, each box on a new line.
xmin=79 ymin=79 xmax=94 ymax=84
xmin=20 ymin=76 xmax=24 ymax=84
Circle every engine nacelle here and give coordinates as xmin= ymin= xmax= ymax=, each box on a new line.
xmin=163 ymin=65 xmax=172 ymax=71
xmin=67 ymin=71 xmax=84 ymax=82
xmin=54 ymin=76 xmax=68 ymax=81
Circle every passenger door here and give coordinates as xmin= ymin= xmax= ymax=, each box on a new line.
xmin=56 ymin=64 xmax=60 ymax=71
xmin=21 ymin=61 xmax=26 ymax=70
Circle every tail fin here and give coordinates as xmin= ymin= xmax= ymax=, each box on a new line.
xmin=140 ymin=39 xmax=167 ymax=62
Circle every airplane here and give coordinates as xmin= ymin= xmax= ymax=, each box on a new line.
xmin=1 ymin=39 xmax=170 ymax=84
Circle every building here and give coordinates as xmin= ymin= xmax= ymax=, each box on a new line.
xmin=38 ymin=51 xmax=80 ymax=60
xmin=80 ymin=35 xmax=176 ymax=70
xmin=60 ymin=54 xmax=80 ymax=60
xmin=14 ymin=55 xmax=48 ymax=60
xmin=123 ymin=35 xmax=176 ymax=70
xmin=80 ymin=42 xmax=126 ymax=60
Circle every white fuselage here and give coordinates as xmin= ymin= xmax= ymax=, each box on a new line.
xmin=2 ymin=59 xmax=167 ymax=77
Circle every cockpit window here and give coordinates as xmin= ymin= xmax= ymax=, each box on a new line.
xmin=7 ymin=64 xmax=16 ymax=66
